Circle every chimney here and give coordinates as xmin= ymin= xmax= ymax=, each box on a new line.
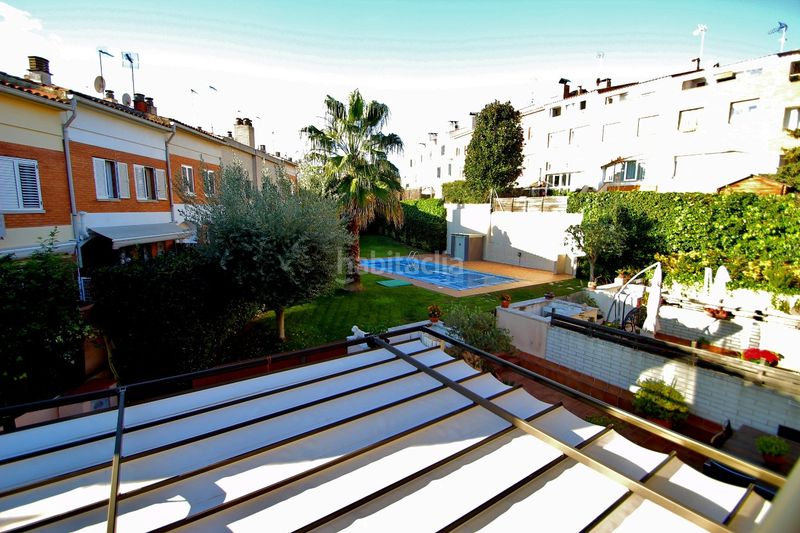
xmin=258 ymin=144 xmax=266 ymax=152
xmin=275 ymin=151 xmax=281 ymax=157
xmin=691 ymin=57 xmax=701 ymax=71
xmin=25 ymin=56 xmax=52 ymax=85
xmin=596 ymin=77 xmax=612 ymax=88
xmin=562 ymin=82 xmax=570 ymax=99
xmin=104 ymin=90 xmax=116 ymax=102
xmin=227 ymin=131 xmax=233 ymax=138
xmin=145 ymin=96 xmax=157 ymax=115
xmin=133 ymin=93 xmax=147 ymax=113
xmin=469 ymin=112 xmax=478 ymax=129
xmin=234 ymin=117 xmax=255 ymax=148
xmin=449 ymin=120 xmax=459 ymax=131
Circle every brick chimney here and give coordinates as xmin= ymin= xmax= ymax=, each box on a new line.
xmin=133 ymin=93 xmax=147 ymax=113
xmin=145 ymin=96 xmax=157 ymax=115
xmin=25 ymin=56 xmax=52 ymax=85
xmin=234 ymin=117 xmax=255 ymax=148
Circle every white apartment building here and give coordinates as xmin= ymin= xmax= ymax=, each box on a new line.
xmin=403 ymin=50 xmax=800 ymax=196
xmin=403 ymin=121 xmax=472 ymax=198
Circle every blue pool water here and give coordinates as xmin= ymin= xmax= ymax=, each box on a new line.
xmin=361 ymin=257 xmax=516 ymax=291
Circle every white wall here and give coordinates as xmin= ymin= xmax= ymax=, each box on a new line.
xmin=70 ymin=106 xmax=168 ymax=160
xmin=445 ymin=203 xmax=491 ymax=255
xmin=543 ymin=326 xmax=800 ymax=433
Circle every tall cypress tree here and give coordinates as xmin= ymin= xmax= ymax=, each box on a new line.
xmin=464 ymin=100 xmax=524 ymax=194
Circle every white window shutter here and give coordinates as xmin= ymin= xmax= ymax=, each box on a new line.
xmin=134 ymin=165 xmax=146 ymax=199
xmin=0 ymin=158 xmax=19 ymax=210
xmin=93 ymin=157 xmax=108 ymax=199
xmin=117 ymin=163 xmax=130 ymax=198
xmin=156 ymin=169 xmax=167 ymax=200
xmin=16 ymin=161 xmax=41 ymax=209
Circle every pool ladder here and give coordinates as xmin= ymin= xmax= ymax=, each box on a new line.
xmin=408 ymin=251 xmax=419 ymax=260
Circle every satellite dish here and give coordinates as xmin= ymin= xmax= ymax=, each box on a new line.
xmin=93 ymin=75 xmax=106 ymax=94
xmin=122 ymin=93 xmax=132 ymax=106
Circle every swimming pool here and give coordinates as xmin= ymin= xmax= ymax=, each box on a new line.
xmin=361 ymin=257 xmax=516 ymax=291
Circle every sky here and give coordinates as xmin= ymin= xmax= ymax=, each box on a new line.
xmin=0 ymin=0 xmax=795 ymax=165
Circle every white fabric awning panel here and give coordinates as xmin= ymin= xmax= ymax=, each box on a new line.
xmin=0 ymin=335 xmax=781 ymax=532
xmin=88 ymin=222 xmax=191 ymax=249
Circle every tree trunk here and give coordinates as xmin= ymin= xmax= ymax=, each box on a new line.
xmin=276 ymin=307 xmax=286 ymax=342
xmin=345 ymin=217 xmax=363 ymax=291
xmin=589 ymin=260 xmax=596 ymax=283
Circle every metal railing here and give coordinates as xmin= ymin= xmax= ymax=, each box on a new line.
xmin=0 ymin=322 xmax=788 ymax=530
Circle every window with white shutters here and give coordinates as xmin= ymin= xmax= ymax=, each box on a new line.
xmin=0 ymin=156 xmax=42 ymax=211
xmin=133 ymin=164 xmax=160 ymax=200
xmin=93 ymin=158 xmax=130 ymax=199
xmin=181 ymin=165 xmax=195 ymax=195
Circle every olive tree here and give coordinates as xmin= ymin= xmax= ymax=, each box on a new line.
xmin=565 ymin=213 xmax=627 ymax=284
xmin=187 ymin=162 xmax=350 ymax=340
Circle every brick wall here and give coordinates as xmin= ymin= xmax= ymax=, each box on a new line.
xmin=169 ymin=153 xmax=220 ymax=204
xmin=69 ymin=141 xmax=170 ymax=214
xmin=542 ymin=325 xmax=800 ymax=433
xmin=0 ymin=140 xmax=71 ymax=228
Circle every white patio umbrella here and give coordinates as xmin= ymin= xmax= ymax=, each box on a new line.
xmin=640 ymin=262 xmax=662 ymax=338
xmin=710 ymin=265 xmax=731 ymax=306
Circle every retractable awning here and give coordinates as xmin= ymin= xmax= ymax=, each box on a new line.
xmin=89 ymin=222 xmax=191 ymax=249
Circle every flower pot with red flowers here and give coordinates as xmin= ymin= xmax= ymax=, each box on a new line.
xmin=704 ymin=307 xmax=731 ymax=320
xmin=500 ymin=294 xmax=512 ymax=308
xmin=741 ymin=348 xmax=783 ymax=368
xmin=632 ymin=378 xmax=689 ymax=429
xmin=756 ymin=435 xmax=790 ymax=470
xmin=427 ymin=304 xmax=442 ymax=323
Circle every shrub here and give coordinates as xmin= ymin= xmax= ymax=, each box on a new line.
xmin=92 ymin=249 xmax=258 ymax=383
xmin=442 ymin=180 xmax=488 ymax=204
xmin=568 ymin=191 xmax=800 ymax=292
xmin=368 ymin=198 xmax=446 ymax=251
xmin=632 ymin=378 xmax=689 ymax=424
xmin=445 ymin=304 xmax=513 ymax=364
xmin=756 ymin=435 xmax=790 ymax=457
xmin=0 ymin=245 xmax=86 ymax=407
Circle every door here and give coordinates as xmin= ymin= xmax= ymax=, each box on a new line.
xmin=454 ymin=235 xmax=466 ymax=260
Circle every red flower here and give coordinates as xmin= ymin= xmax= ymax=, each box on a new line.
xmin=741 ymin=348 xmax=783 ymax=366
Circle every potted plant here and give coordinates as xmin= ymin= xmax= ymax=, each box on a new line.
xmin=544 ymin=291 xmax=555 ymax=300
xmin=704 ymin=306 xmax=731 ymax=319
xmin=427 ymin=304 xmax=442 ymax=323
xmin=756 ymin=435 xmax=790 ymax=469
xmin=500 ymin=294 xmax=512 ymax=308
xmin=741 ymin=348 xmax=783 ymax=367
xmin=632 ymin=378 xmax=689 ymax=429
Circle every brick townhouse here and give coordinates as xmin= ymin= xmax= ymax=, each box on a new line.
xmin=0 ymin=56 xmax=297 ymax=271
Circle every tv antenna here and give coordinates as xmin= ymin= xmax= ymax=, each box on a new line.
xmin=121 ymin=51 xmax=139 ymax=96
xmin=692 ymin=24 xmax=708 ymax=64
xmin=95 ymin=48 xmax=113 ymax=93
xmin=769 ymin=22 xmax=789 ymax=53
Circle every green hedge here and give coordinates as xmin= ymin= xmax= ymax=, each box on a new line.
xmin=441 ymin=180 xmax=488 ymax=204
xmin=0 ymin=251 xmax=85 ymax=407
xmin=568 ymin=191 xmax=800 ymax=291
xmin=367 ymin=198 xmax=447 ymax=252
xmin=93 ymin=250 xmax=258 ymax=383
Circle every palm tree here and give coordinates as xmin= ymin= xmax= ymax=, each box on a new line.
xmin=302 ymin=89 xmax=404 ymax=290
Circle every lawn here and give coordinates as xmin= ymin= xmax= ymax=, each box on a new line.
xmin=224 ymin=254 xmax=585 ymax=359
xmin=359 ymin=234 xmax=421 ymax=258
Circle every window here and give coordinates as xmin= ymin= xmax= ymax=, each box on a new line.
xmin=602 ymin=122 xmax=621 ymax=142
xmin=0 ymin=156 xmax=41 ymax=211
xmin=527 ymin=127 xmax=531 ymax=140
xmin=550 ymin=106 xmax=561 ymax=117
xmin=134 ymin=164 xmax=167 ymax=200
xmin=604 ymin=93 xmax=628 ymax=105
xmin=203 ymin=169 xmax=216 ymax=196
xmin=547 ymin=130 xmax=566 ymax=148
xmin=746 ymin=68 xmax=762 ymax=77
xmin=181 ymin=165 xmax=195 ymax=195
xmin=455 ymin=147 xmax=461 ymax=156
xmin=715 ymin=71 xmax=736 ymax=83
xmin=729 ymin=99 xmax=759 ymax=125
xmin=791 ymin=61 xmax=800 ymax=82
xmin=447 ymin=163 xmax=452 ymax=176
xmin=785 ymin=107 xmax=800 ymax=131
xmin=682 ymin=77 xmax=707 ymax=90
xmin=569 ymin=126 xmax=588 ymax=146
xmin=579 ymin=100 xmax=587 ymax=110
xmin=637 ymin=115 xmax=659 ymax=137
xmin=678 ymin=108 xmax=702 ymax=132
xmin=92 ymin=158 xmax=130 ymax=200
xmin=436 ymin=167 xmax=441 ymax=178
xmin=545 ymin=173 xmax=571 ymax=188
xmin=603 ymin=160 xmax=645 ymax=182
xmin=409 ymin=159 xmax=413 ymax=168
xmin=441 ymin=145 xmax=445 ymax=156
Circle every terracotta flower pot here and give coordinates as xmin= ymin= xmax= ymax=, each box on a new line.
xmin=501 ymin=301 xmax=510 ymax=308
xmin=429 ymin=316 xmax=439 ymax=323
xmin=762 ymin=453 xmax=786 ymax=470
xmin=647 ymin=417 xmax=673 ymax=430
